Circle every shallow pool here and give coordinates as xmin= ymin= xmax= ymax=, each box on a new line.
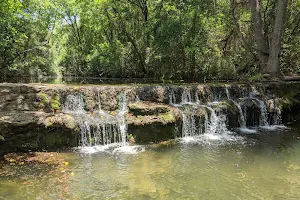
xmin=1 ymin=127 xmax=300 ymax=199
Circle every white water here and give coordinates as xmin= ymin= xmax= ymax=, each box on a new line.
xmin=225 ymin=87 xmax=256 ymax=134
xmin=97 ymin=91 xmax=101 ymax=110
xmin=175 ymin=87 xmax=234 ymax=142
xmin=225 ymin=87 xmax=247 ymax=128
xmin=62 ymin=94 xmax=85 ymax=114
xmin=64 ymin=85 xmax=286 ymax=151
xmin=117 ymin=92 xmax=128 ymax=146
xmin=169 ymin=87 xmax=176 ymax=105
xmin=181 ymin=87 xmax=192 ymax=104
xmin=244 ymin=97 xmax=269 ymax=127
xmin=62 ymin=91 xmax=143 ymax=154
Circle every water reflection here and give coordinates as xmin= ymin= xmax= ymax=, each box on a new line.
xmin=1 ymin=128 xmax=300 ymax=199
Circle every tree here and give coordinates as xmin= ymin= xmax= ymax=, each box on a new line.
xmin=249 ymin=0 xmax=288 ymax=78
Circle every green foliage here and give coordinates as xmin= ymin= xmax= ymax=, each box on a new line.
xmin=0 ymin=0 xmax=299 ymax=80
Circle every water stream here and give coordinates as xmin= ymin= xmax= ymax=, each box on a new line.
xmin=0 ymin=84 xmax=298 ymax=199
xmin=61 ymin=85 xmax=287 ymax=151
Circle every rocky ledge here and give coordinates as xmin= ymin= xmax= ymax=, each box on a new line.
xmin=1 ymin=82 xmax=300 ymax=155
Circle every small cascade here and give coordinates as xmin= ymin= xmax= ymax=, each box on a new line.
xmin=97 ymin=91 xmax=101 ymax=110
xmin=273 ymin=107 xmax=282 ymax=125
xmin=245 ymin=97 xmax=269 ymax=127
xmin=169 ymin=88 xmax=176 ymax=105
xmin=181 ymin=87 xmax=192 ymax=104
xmin=135 ymin=95 xmax=140 ymax=102
xmin=203 ymin=106 xmax=218 ymax=134
xmin=62 ymin=91 xmax=130 ymax=149
xmin=195 ymin=91 xmax=201 ymax=104
xmin=225 ymin=87 xmax=246 ymax=128
xmin=257 ymin=99 xmax=269 ymax=126
xmin=116 ymin=92 xmax=128 ymax=146
xmin=62 ymin=94 xmax=85 ymax=114
xmin=182 ymin=112 xmax=197 ymax=137
xmin=73 ymin=115 xmax=120 ymax=147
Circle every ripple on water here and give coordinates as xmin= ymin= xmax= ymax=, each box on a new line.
xmin=180 ymin=131 xmax=245 ymax=144
xmin=76 ymin=143 xmax=145 ymax=155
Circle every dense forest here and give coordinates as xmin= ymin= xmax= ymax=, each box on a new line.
xmin=1 ymin=0 xmax=299 ymax=81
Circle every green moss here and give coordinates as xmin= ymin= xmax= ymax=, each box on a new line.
xmin=45 ymin=121 xmax=53 ymax=128
xmin=128 ymin=134 xmax=135 ymax=144
xmin=160 ymin=112 xmax=175 ymax=122
xmin=39 ymin=92 xmax=48 ymax=108
xmin=50 ymin=95 xmax=61 ymax=111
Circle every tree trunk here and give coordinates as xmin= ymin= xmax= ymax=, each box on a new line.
xmin=266 ymin=0 xmax=288 ymax=77
xmin=250 ymin=0 xmax=269 ymax=69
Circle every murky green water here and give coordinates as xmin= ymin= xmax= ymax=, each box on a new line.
xmin=1 ymin=128 xmax=300 ymax=200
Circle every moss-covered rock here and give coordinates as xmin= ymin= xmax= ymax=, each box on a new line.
xmin=0 ymin=111 xmax=78 ymax=156
xmin=127 ymin=101 xmax=182 ymax=126
xmin=50 ymin=95 xmax=61 ymax=111
xmin=129 ymin=102 xmax=170 ymax=115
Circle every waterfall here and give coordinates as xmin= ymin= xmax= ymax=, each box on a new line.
xmin=225 ymin=87 xmax=246 ymax=128
xmin=117 ymin=92 xmax=128 ymax=146
xmin=257 ymin=99 xmax=269 ymax=126
xmin=62 ymin=91 xmax=129 ymax=149
xmin=181 ymin=87 xmax=192 ymax=104
xmin=245 ymin=97 xmax=269 ymax=127
xmin=62 ymin=94 xmax=85 ymax=114
xmin=135 ymin=95 xmax=140 ymax=102
xmin=97 ymin=91 xmax=101 ymax=110
xmin=169 ymin=88 xmax=176 ymax=105
xmin=195 ymin=91 xmax=201 ymax=104
xmin=202 ymin=105 xmax=218 ymax=135
xmin=182 ymin=112 xmax=197 ymax=137
xmin=273 ymin=107 xmax=282 ymax=125
xmin=60 ymin=84 xmax=287 ymax=149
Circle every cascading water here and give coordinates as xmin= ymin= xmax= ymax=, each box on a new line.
xmin=195 ymin=91 xmax=201 ymax=104
xmin=61 ymin=84 xmax=286 ymax=150
xmin=116 ymin=92 xmax=128 ymax=146
xmin=182 ymin=112 xmax=197 ymax=137
xmin=202 ymin=105 xmax=218 ymax=135
xmin=97 ymin=91 xmax=101 ymax=110
xmin=181 ymin=87 xmax=192 ymax=104
xmin=225 ymin=87 xmax=247 ymax=128
xmin=169 ymin=86 xmax=234 ymax=141
xmin=257 ymin=98 xmax=269 ymax=126
xmin=62 ymin=91 xmax=132 ymax=153
xmin=273 ymin=107 xmax=282 ymax=125
xmin=62 ymin=94 xmax=85 ymax=114
xmin=169 ymin=87 xmax=176 ymax=105
xmin=244 ymin=97 xmax=269 ymax=127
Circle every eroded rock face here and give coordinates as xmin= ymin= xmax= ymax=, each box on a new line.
xmin=129 ymin=102 xmax=171 ymax=116
xmin=126 ymin=101 xmax=182 ymax=143
xmin=0 ymin=111 xmax=78 ymax=156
